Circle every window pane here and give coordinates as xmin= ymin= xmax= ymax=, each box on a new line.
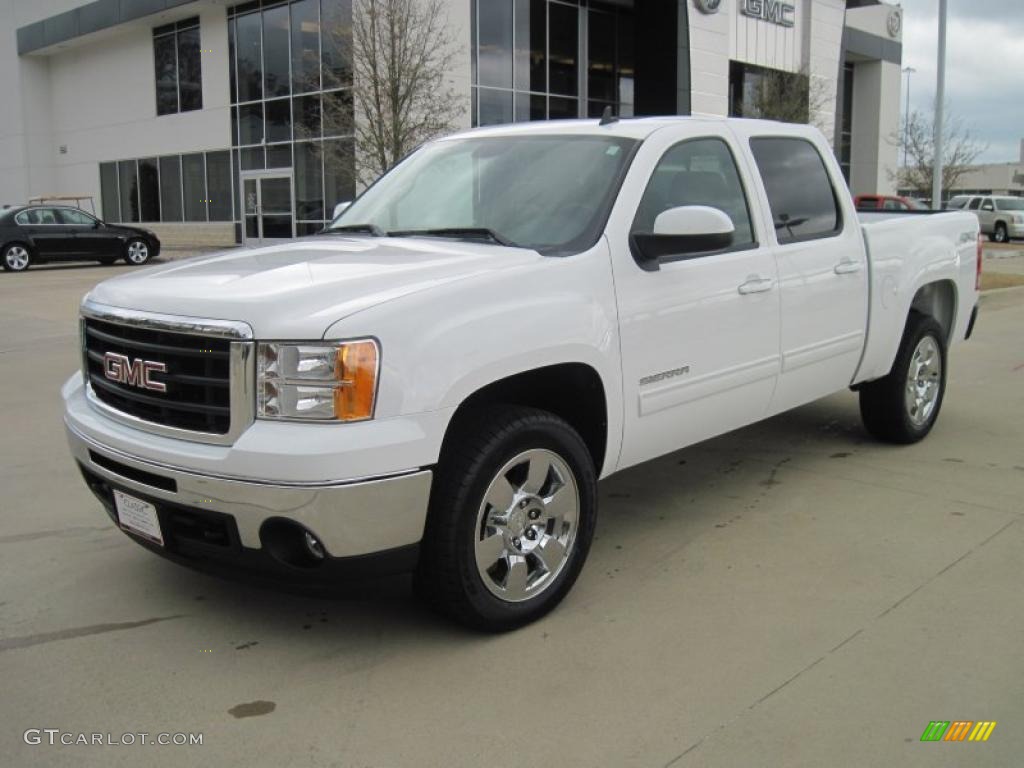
xmin=514 ymin=0 xmax=531 ymax=91
xmin=241 ymin=146 xmax=266 ymax=170
xmin=182 ymin=153 xmax=207 ymax=222
xmin=750 ymin=138 xmax=840 ymax=243
xmin=529 ymin=0 xmax=546 ymax=92
xmin=239 ymin=102 xmax=264 ymax=144
xmin=154 ymin=34 xmax=178 ymax=115
xmin=515 ymin=91 xmax=546 ymax=122
xmin=267 ymin=143 xmax=292 ymax=168
xmin=265 ymin=97 xmax=291 ymax=143
xmin=263 ymin=4 xmax=290 ymax=98
xmin=177 ymin=26 xmax=203 ymax=111
xmin=206 ymin=151 xmax=233 ymax=221
xmin=291 ymin=0 xmax=320 ymax=93
xmin=159 ymin=155 xmax=183 ymax=222
xmin=321 ymin=0 xmax=352 ymax=88
xmin=294 ymin=140 xmax=324 ymax=220
xmin=100 ymin=162 xmax=120 ymax=221
xmin=632 ymin=138 xmax=755 ymax=248
xmin=323 ymin=89 xmax=353 ymax=137
xmin=228 ymin=17 xmax=237 ymax=103
xmin=293 ymin=93 xmax=321 ymax=140
xmin=548 ymin=95 xmax=577 ymax=119
xmin=478 ymin=88 xmax=513 ymax=126
xmin=139 ymin=157 xmax=161 ymax=221
xmin=478 ymin=0 xmax=513 ymax=88
xmin=323 ymin=138 xmax=355 ymax=213
xmin=118 ymin=160 xmax=139 ymax=222
xmin=588 ymin=11 xmax=615 ymax=102
xmin=548 ymin=3 xmax=578 ymax=95
xmin=236 ymin=11 xmax=262 ymax=102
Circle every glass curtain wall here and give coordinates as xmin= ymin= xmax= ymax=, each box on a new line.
xmin=228 ymin=0 xmax=356 ymax=236
xmin=472 ymin=0 xmax=635 ymax=127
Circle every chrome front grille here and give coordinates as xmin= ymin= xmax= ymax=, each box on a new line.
xmin=80 ymin=300 xmax=255 ymax=445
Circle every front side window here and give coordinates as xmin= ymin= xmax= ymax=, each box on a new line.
xmin=58 ymin=209 xmax=97 ymax=226
xmin=631 ymin=137 xmax=756 ymax=254
xmin=153 ymin=18 xmax=203 ymax=116
xmin=981 ymin=198 xmax=994 ymax=211
xmin=331 ymin=135 xmax=638 ymax=254
xmin=750 ymin=137 xmax=842 ymax=244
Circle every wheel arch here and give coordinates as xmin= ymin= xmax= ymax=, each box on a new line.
xmin=909 ymin=279 xmax=958 ymax=345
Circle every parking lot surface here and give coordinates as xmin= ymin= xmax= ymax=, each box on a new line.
xmin=2 ymin=261 xmax=1022 ymax=767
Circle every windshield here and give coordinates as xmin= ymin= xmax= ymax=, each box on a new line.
xmin=996 ymin=198 xmax=1024 ymax=211
xmin=329 ymin=135 xmax=639 ymax=254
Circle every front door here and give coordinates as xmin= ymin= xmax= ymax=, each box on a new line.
xmin=242 ymin=173 xmax=295 ymax=245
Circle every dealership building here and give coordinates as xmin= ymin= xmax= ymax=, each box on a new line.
xmin=0 ymin=0 xmax=903 ymax=247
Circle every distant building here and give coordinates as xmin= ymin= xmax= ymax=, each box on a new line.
xmin=900 ymin=140 xmax=1024 ymax=200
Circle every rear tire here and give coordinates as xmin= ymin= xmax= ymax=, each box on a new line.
xmin=416 ymin=405 xmax=597 ymax=632
xmin=859 ymin=311 xmax=947 ymax=444
xmin=2 ymin=243 xmax=31 ymax=272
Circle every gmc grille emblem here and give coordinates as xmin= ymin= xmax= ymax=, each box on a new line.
xmin=103 ymin=352 xmax=167 ymax=393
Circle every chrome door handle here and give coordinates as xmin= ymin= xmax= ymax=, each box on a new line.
xmin=738 ymin=276 xmax=775 ymax=295
xmin=834 ymin=260 xmax=862 ymax=275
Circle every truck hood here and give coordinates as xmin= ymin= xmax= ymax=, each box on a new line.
xmin=87 ymin=236 xmax=541 ymax=338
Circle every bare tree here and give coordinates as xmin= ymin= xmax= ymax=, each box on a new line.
xmin=314 ymin=0 xmax=466 ymax=193
xmin=889 ymin=105 xmax=986 ymax=201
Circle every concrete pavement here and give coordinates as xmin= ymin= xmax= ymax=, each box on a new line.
xmin=1 ymin=263 xmax=1022 ymax=767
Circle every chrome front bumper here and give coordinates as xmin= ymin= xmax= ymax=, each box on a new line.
xmin=67 ymin=422 xmax=432 ymax=560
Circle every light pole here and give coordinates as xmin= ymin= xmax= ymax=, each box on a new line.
xmin=932 ymin=0 xmax=948 ymax=209
xmin=901 ymin=66 xmax=916 ymax=169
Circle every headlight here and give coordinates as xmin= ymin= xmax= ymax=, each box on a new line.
xmin=257 ymin=340 xmax=379 ymax=421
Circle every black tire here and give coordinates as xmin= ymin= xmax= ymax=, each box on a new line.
xmin=123 ymin=238 xmax=152 ymax=266
xmin=2 ymin=242 xmax=32 ymax=272
xmin=416 ymin=405 xmax=597 ymax=632
xmin=993 ymin=223 xmax=1009 ymax=244
xmin=859 ymin=311 xmax=947 ymax=444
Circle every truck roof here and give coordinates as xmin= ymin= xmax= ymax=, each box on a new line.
xmin=447 ymin=115 xmax=817 ymax=142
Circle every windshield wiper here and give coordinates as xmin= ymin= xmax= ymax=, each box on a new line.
xmin=329 ymin=223 xmax=387 ymax=237
xmin=388 ymin=227 xmax=519 ymax=248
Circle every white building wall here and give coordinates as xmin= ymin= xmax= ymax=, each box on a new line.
xmin=688 ymin=3 xmax=731 ymax=116
xmin=803 ymin=0 xmax=845 ymax=146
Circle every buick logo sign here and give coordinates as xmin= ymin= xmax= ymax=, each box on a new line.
xmin=103 ymin=351 xmax=167 ymax=393
xmin=694 ymin=0 xmax=722 ymax=14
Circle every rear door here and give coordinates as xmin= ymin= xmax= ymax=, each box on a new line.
xmin=740 ymin=131 xmax=869 ymax=415
xmin=15 ymin=208 xmax=74 ymax=259
xmin=609 ymin=127 xmax=780 ymax=469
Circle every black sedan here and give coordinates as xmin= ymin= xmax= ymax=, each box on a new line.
xmin=0 ymin=205 xmax=160 ymax=272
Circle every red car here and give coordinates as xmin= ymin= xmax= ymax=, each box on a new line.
xmin=855 ymin=195 xmax=929 ymax=212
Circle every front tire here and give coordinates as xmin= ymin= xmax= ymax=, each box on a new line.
xmin=992 ymin=223 xmax=1009 ymax=243
xmin=2 ymin=243 xmax=31 ymax=272
xmin=416 ymin=406 xmax=597 ymax=631
xmin=859 ymin=311 xmax=947 ymax=444
xmin=124 ymin=238 xmax=151 ymax=265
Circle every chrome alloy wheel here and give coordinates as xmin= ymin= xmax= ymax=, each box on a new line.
xmin=126 ymin=240 xmax=150 ymax=264
xmin=5 ymin=245 xmax=30 ymax=271
xmin=905 ymin=336 xmax=941 ymax=427
xmin=474 ymin=448 xmax=579 ymax=603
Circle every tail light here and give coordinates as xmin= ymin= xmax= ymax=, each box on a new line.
xmin=976 ymin=235 xmax=983 ymax=291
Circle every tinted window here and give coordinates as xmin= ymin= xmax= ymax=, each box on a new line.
xmin=882 ymin=199 xmax=902 ymax=211
xmin=291 ymin=0 xmax=320 ymax=94
xmin=478 ymin=0 xmax=513 ymax=88
xmin=177 ymin=25 xmax=203 ymax=111
xmin=263 ymin=5 xmax=290 ymax=98
xmin=750 ymin=137 xmax=841 ymax=243
xmin=182 ymin=153 xmax=207 ymax=222
xmin=118 ymin=160 xmax=139 ymax=222
xmin=632 ymin=138 xmax=755 ymax=251
xmin=154 ymin=33 xmax=178 ymax=115
xmin=235 ymin=11 xmax=263 ymax=102
xmin=139 ymin=158 xmax=161 ymax=221
xmin=59 ymin=208 xmax=96 ymax=225
xmin=100 ymin=162 xmax=119 ymax=221
xmin=159 ymin=156 xmax=183 ymax=222
xmin=981 ymin=198 xmax=994 ymax=211
xmin=153 ymin=18 xmax=202 ymax=115
xmin=206 ymin=151 xmax=233 ymax=222
xmin=967 ymin=198 xmax=981 ymax=210
xmin=15 ymin=210 xmax=37 ymax=225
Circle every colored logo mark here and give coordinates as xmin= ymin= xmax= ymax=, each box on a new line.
xmin=920 ymin=721 xmax=997 ymax=742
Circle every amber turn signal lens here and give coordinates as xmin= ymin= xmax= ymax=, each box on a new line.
xmin=333 ymin=340 xmax=378 ymax=421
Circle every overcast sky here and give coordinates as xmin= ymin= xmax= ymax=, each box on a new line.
xmin=894 ymin=0 xmax=1023 ymax=164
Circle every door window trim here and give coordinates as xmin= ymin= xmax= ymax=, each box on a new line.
xmin=628 ymin=136 xmax=760 ymax=267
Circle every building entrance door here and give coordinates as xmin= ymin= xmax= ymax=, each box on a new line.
xmin=241 ymin=172 xmax=294 ymax=245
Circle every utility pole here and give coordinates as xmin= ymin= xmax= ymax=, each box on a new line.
xmin=902 ymin=66 xmax=916 ymax=169
xmin=932 ymin=0 xmax=948 ymax=209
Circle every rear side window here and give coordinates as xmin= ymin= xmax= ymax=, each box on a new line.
xmin=750 ymin=137 xmax=842 ymax=244
xmin=632 ymin=137 xmax=756 ymax=252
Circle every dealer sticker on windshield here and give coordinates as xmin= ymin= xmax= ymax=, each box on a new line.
xmin=113 ymin=489 xmax=164 ymax=547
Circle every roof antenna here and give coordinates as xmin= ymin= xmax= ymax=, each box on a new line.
xmin=599 ymin=105 xmax=618 ymax=126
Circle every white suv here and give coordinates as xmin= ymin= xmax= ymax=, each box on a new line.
xmin=964 ymin=195 xmax=1024 ymax=243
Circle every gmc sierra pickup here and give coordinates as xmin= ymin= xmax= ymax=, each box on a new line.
xmin=64 ymin=117 xmax=981 ymax=630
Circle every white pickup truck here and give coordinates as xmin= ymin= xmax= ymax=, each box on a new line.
xmin=64 ymin=117 xmax=981 ymax=630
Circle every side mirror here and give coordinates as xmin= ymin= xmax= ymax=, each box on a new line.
xmin=332 ymin=201 xmax=352 ymax=219
xmin=632 ymin=206 xmax=735 ymax=269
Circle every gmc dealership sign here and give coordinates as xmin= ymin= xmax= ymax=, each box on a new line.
xmin=741 ymin=0 xmax=796 ymax=28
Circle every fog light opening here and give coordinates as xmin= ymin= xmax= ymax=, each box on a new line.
xmin=260 ymin=519 xmax=329 ymax=569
